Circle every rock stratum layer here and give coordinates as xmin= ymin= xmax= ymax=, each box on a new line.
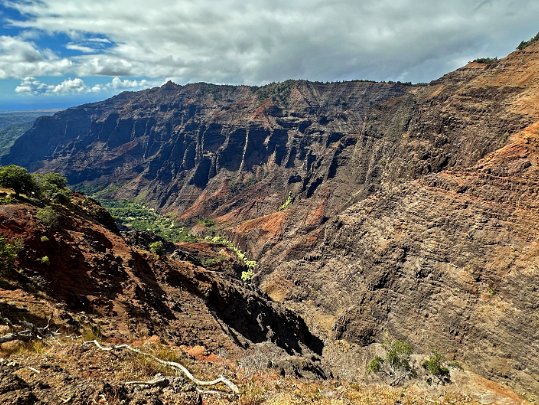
xmin=4 ymin=41 xmax=539 ymax=396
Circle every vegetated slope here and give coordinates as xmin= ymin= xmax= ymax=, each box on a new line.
xmin=4 ymin=39 xmax=539 ymax=398
xmin=0 ymin=194 xmax=323 ymax=370
xmin=0 ymin=111 xmax=54 ymax=157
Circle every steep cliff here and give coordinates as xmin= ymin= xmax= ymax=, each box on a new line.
xmin=4 ymin=40 xmax=539 ymax=398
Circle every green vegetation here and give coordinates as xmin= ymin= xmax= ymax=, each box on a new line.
xmin=198 ymin=218 xmax=215 ymax=228
xmin=200 ymin=255 xmax=226 ymax=267
xmin=39 ymin=256 xmax=50 ymax=266
xmin=33 ymin=172 xmax=71 ymax=203
xmin=368 ymin=339 xmax=416 ymax=385
xmin=0 ymin=165 xmax=71 ymax=205
xmin=241 ymin=268 xmax=254 ymax=282
xmin=204 ymin=235 xmax=257 ymax=282
xmin=369 ymin=339 xmax=456 ymax=386
xmin=422 ymin=352 xmax=450 ymax=385
xmin=472 ymin=57 xmax=498 ymax=64
xmin=36 ymin=206 xmax=60 ymax=229
xmin=99 ymin=199 xmax=197 ymax=243
xmin=256 ymin=80 xmax=296 ymax=101
xmin=517 ymin=32 xmax=539 ymax=50
xmin=279 ymin=191 xmax=293 ymax=210
xmin=0 ymin=123 xmax=32 ymax=158
xmin=0 ymin=235 xmax=22 ymax=274
xmin=40 ymin=235 xmax=49 ymax=243
xmin=149 ymin=241 xmax=164 ymax=256
xmin=367 ymin=355 xmax=384 ymax=374
xmin=0 ymin=164 xmax=37 ymax=197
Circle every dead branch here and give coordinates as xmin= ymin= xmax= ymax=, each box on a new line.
xmin=0 ymin=329 xmax=35 ymax=343
xmin=0 ymin=315 xmax=57 ymax=344
xmin=85 ymin=340 xmax=240 ymax=394
xmin=125 ymin=374 xmax=169 ymax=387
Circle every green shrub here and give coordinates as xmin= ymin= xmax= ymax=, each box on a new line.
xmin=517 ymin=32 xmax=539 ymax=50
xmin=40 ymin=235 xmax=49 ymax=243
xmin=422 ymin=351 xmax=450 ymax=385
xmin=367 ymin=355 xmax=384 ymax=374
xmin=0 ymin=164 xmax=37 ymax=197
xmin=39 ymin=256 xmax=50 ymax=266
xmin=472 ymin=57 xmax=498 ymax=64
xmin=279 ymin=191 xmax=293 ymax=210
xmin=33 ymin=172 xmax=71 ymax=203
xmin=241 ymin=269 xmax=254 ymax=282
xmin=149 ymin=241 xmax=164 ymax=256
xmin=368 ymin=339 xmax=416 ymax=385
xmin=384 ymin=339 xmax=414 ymax=373
xmin=36 ymin=206 xmax=59 ymax=229
xmin=0 ymin=236 xmax=22 ymax=274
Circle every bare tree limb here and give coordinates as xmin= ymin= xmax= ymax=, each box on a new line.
xmin=125 ymin=375 xmax=169 ymax=387
xmin=0 ymin=329 xmax=35 ymax=343
xmin=85 ymin=340 xmax=240 ymax=394
xmin=0 ymin=315 xmax=57 ymax=344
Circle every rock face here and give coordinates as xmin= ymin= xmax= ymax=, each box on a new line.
xmin=4 ymin=41 xmax=539 ymax=396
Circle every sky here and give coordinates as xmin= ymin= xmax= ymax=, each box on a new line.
xmin=0 ymin=0 xmax=538 ymax=111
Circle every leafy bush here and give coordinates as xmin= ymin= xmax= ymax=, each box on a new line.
xmin=472 ymin=57 xmax=498 ymax=64
xmin=367 ymin=355 xmax=384 ymax=374
xmin=368 ymin=339 xmax=416 ymax=385
xmin=0 ymin=164 xmax=37 ymax=197
xmin=36 ymin=206 xmax=59 ymax=229
xmin=422 ymin=352 xmax=451 ymax=385
xmin=39 ymin=256 xmax=50 ymax=266
xmin=279 ymin=191 xmax=293 ymax=210
xmin=40 ymin=235 xmax=49 ymax=243
xmin=517 ymin=32 xmax=539 ymax=50
xmin=199 ymin=218 xmax=215 ymax=228
xmin=149 ymin=241 xmax=164 ymax=256
xmin=241 ymin=269 xmax=254 ymax=282
xmin=0 ymin=235 xmax=22 ymax=274
xmin=33 ymin=172 xmax=71 ymax=203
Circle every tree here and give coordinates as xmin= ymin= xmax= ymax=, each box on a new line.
xmin=0 ymin=165 xmax=37 ymax=197
xmin=368 ymin=339 xmax=416 ymax=386
xmin=33 ymin=172 xmax=71 ymax=203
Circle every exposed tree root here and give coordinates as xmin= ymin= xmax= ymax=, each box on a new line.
xmin=85 ymin=339 xmax=240 ymax=394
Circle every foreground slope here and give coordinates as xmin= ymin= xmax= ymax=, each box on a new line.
xmin=3 ymin=39 xmax=539 ymax=398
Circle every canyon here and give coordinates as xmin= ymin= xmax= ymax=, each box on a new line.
xmin=3 ymin=39 xmax=539 ymax=401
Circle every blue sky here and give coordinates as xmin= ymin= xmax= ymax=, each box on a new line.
xmin=0 ymin=0 xmax=538 ymax=111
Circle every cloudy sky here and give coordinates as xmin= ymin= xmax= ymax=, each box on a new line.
xmin=0 ymin=0 xmax=538 ymax=110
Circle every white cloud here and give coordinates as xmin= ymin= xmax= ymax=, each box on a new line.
xmin=66 ymin=43 xmax=95 ymax=53
xmin=0 ymin=35 xmax=72 ymax=79
xmin=2 ymin=0 xmax=539 ymax=83
xmin=14 ymin=76 xmax=154 ymax=96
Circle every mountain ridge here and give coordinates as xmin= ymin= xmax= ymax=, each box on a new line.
xmin=3 ymin=40 xmax=539 ymax=398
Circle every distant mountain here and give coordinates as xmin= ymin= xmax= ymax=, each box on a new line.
xmin=4 ymin=41 xmax=539 ymax=397
xmin=0 ymin=111 xmax=55 ymax=157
